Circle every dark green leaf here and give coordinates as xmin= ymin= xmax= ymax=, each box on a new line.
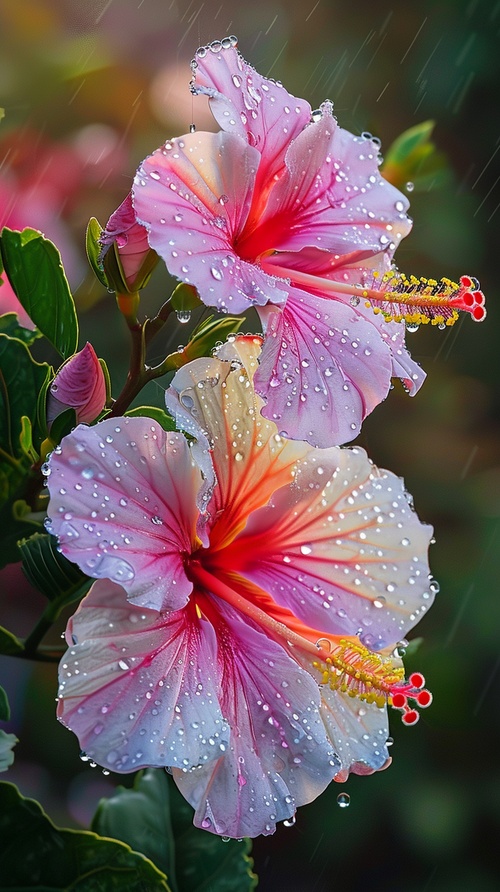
xmin=0 ymin=781 xmax=171 ymax=891
xmin=0 ymin=686 xmax=10 ymax=721
xmin=92 ymin=769 xmax=257 ymax=892
xmin=92 ymin=770 xmax=175 ymax=885
xmin=0 ymin=627 xmax=24 ymax=655
xmin=49 ymin=407 xmax=77 ymax=445
xmin=18 ymin=533 xmax=91 ymax=607
xmin=0 ymin=313 xmax=41 ymax=345
xmin=0 ymin=228 xmax=78 ymax=359
xmin=86 ymin=217 xmax=109 ymax=289
xmin=125 ymin=406 xmax=176 ymax=430
xmin=0 ymin=333 xmax=51 ymax=463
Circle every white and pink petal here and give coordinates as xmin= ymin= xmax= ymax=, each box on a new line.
xmin=191 ymin=40 xmax=311 ymax=186
xmin=133 ymin=130 xmax=287 ymax=314
xmin=173 ymin=602 xmax=338 ymax=838
xmin=57 ymin=580 xmax=229 ymax=772
xmin=47 ymin=417 xmax=201 ymax=612
xmin=230 ymin=445 xmax=434 ymax=649
xmin=166 ymin=338 xmax=308 ymax=547
xmin=254 ymin=290 xmax=393 ymax=447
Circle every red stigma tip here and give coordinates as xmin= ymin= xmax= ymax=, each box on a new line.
xmin=416 ymin=689 xmax=433 ymax=708
xmin=402 ymin=709 xmax=420 ymax=726
xmin=391 ymin=692 xmax=407 ymax=709
xmin=409 ymin=672 xmax=425 ymax=689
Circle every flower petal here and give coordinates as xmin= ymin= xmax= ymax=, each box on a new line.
xmin=173 ymin=601 xmax=338 ymax=838
xmin=251 ymin=106 xmax=411 ymax=258
xmin=191 ymin=40 xmax=311 ymax=186
xmin=319 ymin=685 xmax=392 ymax=781
xmin=57 ymin=579 xmax=229 ymax=772
xmin=133 ymin=131 xmax=287 ymax=313
xmin=47 ymin=417 xmax=201 ymax=611
xmin=165 ymin=336 xmax=308 ymax=547
xmin=254 ymin=289 xmax=392 ymax=446
xmin=229 ymin=445 xmax=434 ymax=649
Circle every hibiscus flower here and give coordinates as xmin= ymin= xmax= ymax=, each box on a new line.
xmin=48 ymin=337 xmax=434 ymax=838
xmin=117 ymin=37 xmax=483 ymax=446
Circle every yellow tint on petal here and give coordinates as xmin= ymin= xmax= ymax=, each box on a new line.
xmin=170 ymin=336 xmax=309 ymax=549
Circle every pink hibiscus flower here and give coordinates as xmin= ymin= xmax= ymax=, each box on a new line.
xmin=125 ymin=37 xmax=484 ymax=446
xmin=48 ymin=337 xmax=434 ymax=838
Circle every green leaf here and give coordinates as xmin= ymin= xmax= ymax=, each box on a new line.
xmin=0 ymin=686 xmax=10 ymax=721
xmin=0 ymin=626 xmax=23 ymax=655
xmin=99 ymin=358 xmax=112 ymax=406
xmin=0 ymin=228 xmax=78 ymax=359
xmin=125 ymin=406 xmax=176 ymax=430
xmin=0 ymin=732 xmax=17 ymax=772
xmin=92 ymin=769 xmax=257 ymax=892
xmin=0 ymin=313 xmax=41 ymax=345
xmin=48 ymin=407 xmax=77 ymax=444
xmin=0 ymin=782 xmax=171 ymax=891
xmin=18 ymin=533 xmax=91 ymax=607
xmin=170 ymin=282 xmax=202 ymax=314
xmin=382 ymin=120 xmax=451 ymax=192
xmin=0 ymin=334 xmax=51 ymax=463
xmin=19 ymin=416 xmax=38 ymax=463
xmin=86 ymin=217 xmax=109 ymax=289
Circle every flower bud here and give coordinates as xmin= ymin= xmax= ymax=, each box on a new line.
xmin=47 ymin=343 xmax=106 ymax=425
xmin=99 ymin=193 xmax=158 ymax=294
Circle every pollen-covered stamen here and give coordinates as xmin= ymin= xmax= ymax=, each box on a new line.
xmin=313 ymin=638 xmax=405 ymax=708
xmin=259 ymin=254 xmax=486 ymax=327
xmin=313 ymin=641 xmax=432 ymax=725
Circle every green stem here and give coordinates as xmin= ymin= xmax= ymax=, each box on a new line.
xmin=23 ymin=610 xmax=59 ymax=657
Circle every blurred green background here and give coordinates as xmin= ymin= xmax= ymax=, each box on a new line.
xmin=0 ymin=0 xmax=499 ymax=889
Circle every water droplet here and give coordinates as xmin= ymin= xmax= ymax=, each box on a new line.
xmin=405 ymin=181 xmax=414 ymax=192
xmin=176 ymin=309 xmax=191 ymax=324
xmin=234 ymin=452 xmax=243 ymax=462
xmin=373 ymin=596 xmax=386 ymax=608
xmin=350 ymin=295 xmax=360 ymax=307
xmin=210 ymin=266 xmax=223 ymax=280
xmin=189 ymin=123 xmax=196 ymax=133
xmin=300 ymin=543 xmax=313 ymax=555
xmin=151 ymin=514 xmax=163 ymax=525
xmin=283 ymin=815 xmax=296 ymax=827
xmin=337 ymin=792 xmax=350 ymax=808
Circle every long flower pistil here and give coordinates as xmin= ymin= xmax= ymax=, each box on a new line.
xmin=259 ymin=253 xmax=486 ymax=328
xmin=190 ymin=561 xmax=431 ymax=726
xmin=314 ymin=639 xmax=433 ymax=725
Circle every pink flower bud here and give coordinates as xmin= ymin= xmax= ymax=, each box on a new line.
xmin=99 ymin=192 xmax=158 ymax=293
xmin=48 ymin=343 xmax=106 ymax=425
